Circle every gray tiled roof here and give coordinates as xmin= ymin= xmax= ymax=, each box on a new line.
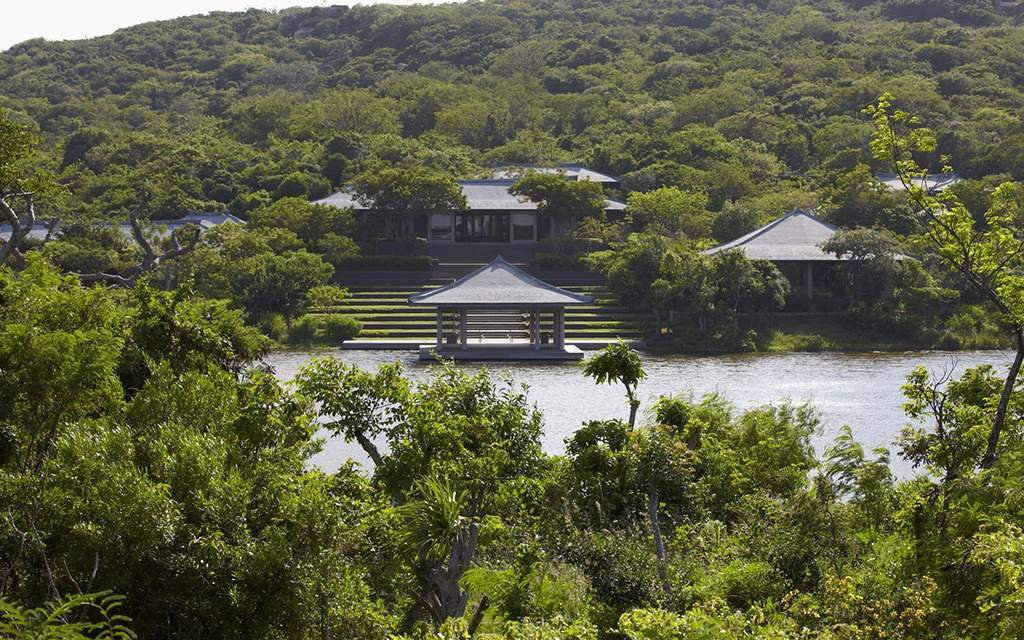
xmin=409 ymin=257 xmax=593 ymax=307
xmin=704 ymin=209 xmax=843 ymax=262
xmin=876 ymin=172 xmax=961 ymax=194
xmin=489 ymin=164 xmax=621 ymax=183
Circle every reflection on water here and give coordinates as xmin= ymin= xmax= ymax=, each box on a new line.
xmin=268 ymin=348 xmax=1014 ymax=478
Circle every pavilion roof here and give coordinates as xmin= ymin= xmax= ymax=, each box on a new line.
xmin=409 ymin=257 xmax=593 ymax=308
xmin=703 ymin=209 xmax=843 ymax=262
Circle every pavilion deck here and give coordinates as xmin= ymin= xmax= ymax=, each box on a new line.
xmin=418 ymin=342 xmax=584 ymax=361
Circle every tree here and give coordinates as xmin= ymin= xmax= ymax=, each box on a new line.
xmin=248 ymin=196 xmax=355 ymax=247
xmin=76 ymin=208 xmax=201 ymax=286
xmin=823 ymin=164 xmax=909 ymax=233
xmin=868 ymin=93 xmax=1024 ymax=469
xmin=295 ymin=359 xmax=545 ymax=629
xmin=627 ymin=187 xmax=710 ymax=239
xmin=583 ymin=340 xmax=646 ymax=429
xmin=0 ymin=109 xmax=63 ymax=269
xmin=511 ymin=171 xmax=607 ymax=238
xmin=350 ymin=164 xmax=466 ymax=239
xmin=0 ymin=259 xmax=391 ymax=639
xmin=227 ymin=250 xmax=334 ymax=318
xmin=823 ymin=227 xmax=954 ymax=339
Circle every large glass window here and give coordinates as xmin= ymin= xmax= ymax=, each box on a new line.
xmin=511 ymin=213 xmax=535 ymax=241
xmin=455 ymin=213 xmax=510 ymax=242
xmin=430 ymin=214 xmax=453 ymax=241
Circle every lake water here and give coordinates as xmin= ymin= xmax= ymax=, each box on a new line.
xmin=268 ymin=349 xmax=1015 ymax=478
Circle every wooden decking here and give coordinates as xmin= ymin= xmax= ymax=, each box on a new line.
xmin=418 ymin=343 xmax=585 ymax=361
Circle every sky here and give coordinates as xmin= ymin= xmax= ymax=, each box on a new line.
xmin=2 ymin=0 xmax=452 ymax=51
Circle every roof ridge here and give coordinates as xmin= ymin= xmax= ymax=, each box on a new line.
xmin=703 ymin=208 xmax=837 ymax=256
xmin=716 ymin=209 xmax=795 ymax=249
xmin=408 ymin=257 xmax=591 ymax=305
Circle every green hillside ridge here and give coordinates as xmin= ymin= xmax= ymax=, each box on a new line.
xmin=1 ymin=0 xmax=1022 ymax=220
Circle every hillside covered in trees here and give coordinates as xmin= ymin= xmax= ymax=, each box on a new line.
xmin=2 ymin=0 xmax=1024 ymax=223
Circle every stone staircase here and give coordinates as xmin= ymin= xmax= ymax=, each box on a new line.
xmin=323 ymin=277 xmax=645 ymax=344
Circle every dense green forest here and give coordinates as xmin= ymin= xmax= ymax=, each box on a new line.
xmin=5 ymin=2 xmax=1024 ymax=636
xmin=2 ymin=0 xmax=1024 ymax=219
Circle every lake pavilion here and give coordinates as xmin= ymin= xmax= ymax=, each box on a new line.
xmin=704 ymin=209 xmax=846 ymax=306
xmin=408 ymin=256 xmax=593 ymax=361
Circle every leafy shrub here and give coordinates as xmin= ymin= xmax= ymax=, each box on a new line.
xmin=691 ymin=559 xmax=784 ymax=609
xmin=0 ymin=590 xmax=136 ymax=640
xmin=767 ymin=332 xmax=835 ymax=352
xmin=321 ymin=314 xmax=361 ymax=342
xmin=256 ymin=311 xmax=288 ymax=343
xmin=304 ymin=284 xmax=350 ymax=309
xmin=535 ymin=252 xmax=585 ymax=271
xmin=288 ymin=314 xmax=320 ymax=344
xmin=563 ymin=529 xmax=664 ymax=631
xmin=938 ymin=306 xmax=1006 ymax=349
xmin=317 ymin=233 xmax=360 ymax=266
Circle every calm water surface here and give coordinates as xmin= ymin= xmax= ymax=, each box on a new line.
xmin=268 ymin=349 xmax=1014 ymax=478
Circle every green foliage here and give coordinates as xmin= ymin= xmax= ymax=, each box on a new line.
xmin=288 ymin=314 xmax=321 ymax=344
xmin=400 ymin=475 xmax=470 ymax=563
xmin=582 ymin=340 xmax=646 ymax=427
xmin=0 ymin=259 xmax=393 ymax=639
xmin=511 ymin=172 xmax=607 ymax=236
xmin=305 ymin=284 xmax=350 ymax=309
xmin=332 ymin=254 xmax=434 ymax=271
xmin=248 ymin=196 xmax=355 ymax=246
xmin=350 ymin=163 xmax=466 ymax=238
xmin=626 ymin=187 xmax=710 ymax=239
xmin=321 ymin=314 xmax=362 ymax=342
xmin=228 ymin=249 xmax=333 ymax=317
xmin=589 ymin=233 xmax=790 ymax=351
xmin=0 ymin=591 xmax=135 ymax=640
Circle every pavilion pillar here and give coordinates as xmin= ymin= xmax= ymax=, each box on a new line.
xmin=459 ymin=309 xmax=467 ymax=346
xmin=555 ymin=308 xmax=565 ymax=349
xmin=530 ymin=310 xmax=540 ymax=350
xmin=804 ymin=262 xmax=814 ymax=303
xmin=436 ymin=310 xmax=443 ymax=349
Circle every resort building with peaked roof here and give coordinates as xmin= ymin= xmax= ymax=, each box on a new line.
xmin=408 ymin=256 xmax=593 ymax=360
xmin=704 ymin=209 xmax=848 ymax=304
xmin=315 ymin=165 xmax=625 ymax=261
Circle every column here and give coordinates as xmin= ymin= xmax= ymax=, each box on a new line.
xmin=436 ymin=310 xmax=443 ymax=349
xmin=530 ymin=310 xmax=540 ymax=350
xmin=459 ymin=309 xmax=468 ymax=346
xmin=804 ymin=263 xmax=814 ymax=303
xmin=555 ymin=309 xmax=565 ymax=349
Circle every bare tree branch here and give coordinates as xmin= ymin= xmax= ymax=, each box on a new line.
xmin=0 ymin=192 xmax=35 ymax=269
xmin=75 ymin=210 xmax=200 ymax=287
